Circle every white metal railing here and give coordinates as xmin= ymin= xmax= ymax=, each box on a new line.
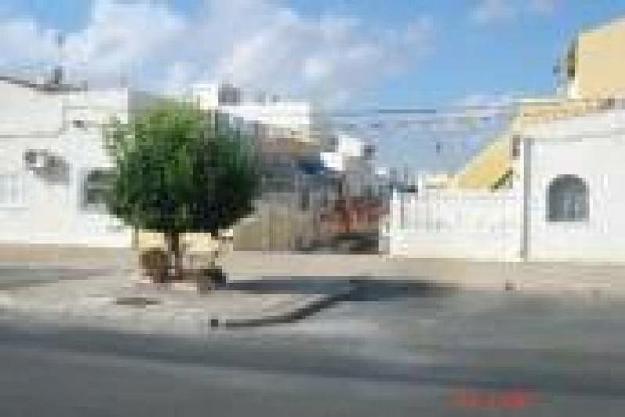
xmin=386 ymin=189 xmax=523 ymax=259
xmin=391 ymin=189 xmax=521 ymax=232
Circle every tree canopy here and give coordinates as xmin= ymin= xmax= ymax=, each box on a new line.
xmin=104 ymin=102 xmax=260 ymax=237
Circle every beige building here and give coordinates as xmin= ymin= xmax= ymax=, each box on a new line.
xmin=563 ymin=16 xmax=625 ymax=99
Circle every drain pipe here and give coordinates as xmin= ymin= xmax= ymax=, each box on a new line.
xmin=520 ymin=136 xmax=533 ymax=262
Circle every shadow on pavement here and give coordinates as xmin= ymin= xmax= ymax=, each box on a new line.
xmin=224 ymin=277 xmax=357 ymax=294
xmin=347 ymin=278 xmax=458 ymax=301
xmin=225 ymin=276 xmax=458 ymax=301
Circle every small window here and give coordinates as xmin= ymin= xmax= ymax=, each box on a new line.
xmin=300 ymin=188 xmax=310 ymax=211
xmin=0 ymin=174 xmax=24 ymax=207
xmin=511 ymin=135 xmax=521 ymax=159
xmin=547 ymin=175 xmax=588 ymax=222
xmin=82 ymin=169 xmax=113 ymax=210
xmin=363 ymin=144 xmax=375 ymax=160
xmin=566 ymin=41 xmax=577 ymax=80
xmin=321 ymin=190 xmax=329 ymax=208
xmin=218 ymin=84 xmax=241 ymax=105
xmin=337 ymin=181 xmax=344 ymax=198
xmin=72 ymin=120 xmax=87 ymax=129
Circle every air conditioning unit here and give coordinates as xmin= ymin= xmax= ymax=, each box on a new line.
xmin=23 ymin=150 xmax=69 ymax=183
xmin=24 ymin=150 xmax=50 ymax=170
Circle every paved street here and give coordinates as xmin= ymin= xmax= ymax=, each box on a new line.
xmin=1 ymin=279 xmax=625 ymax=416
xmin=0 ymin=265 xmax=123 ymax=290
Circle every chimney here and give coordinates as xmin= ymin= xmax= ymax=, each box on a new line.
xmin=51 ymin=66 xmax=63 ymax=86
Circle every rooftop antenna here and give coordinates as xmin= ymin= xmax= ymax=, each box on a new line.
xmin=51 ymin=32 xmax=65 ymax=86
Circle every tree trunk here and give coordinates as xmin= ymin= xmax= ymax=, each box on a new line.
xmin=207 ymin=231 xmax=227 ymax=287
xmin=165 ymin=232 xmax=183 ymax=281
xmin=209 ymin=231 xmax=222 ymax=269
xmin=132 ymin=226 xmax=139 ymax=250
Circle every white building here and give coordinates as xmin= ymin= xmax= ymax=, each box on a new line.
xmin=521 ymin=107 xmax=625 ymax=261
xmin=188 ymin=83 xmax=317 ymax=144
xmin=0 ymin=75 xmax=155 ymax=248
xmin=385 ymin=105 xmax=625 ymax=262
xmin=320 ymin=133 xmax=377 ymax=198
xmin=185 ymin=82 xmax=336 ymax=251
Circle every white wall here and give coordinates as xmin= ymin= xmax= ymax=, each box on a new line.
xmin=320 ymin=152 xmax=344 ymax=171
xmin=219 ymin=102 xmax=312 ymax=133
xmin=525 ymin=109 xmax=625 ymax=261
xmin=386 ymin=189 xmax=522 ymax=260
xmin=386 ymin=108 xmax=625 ymax=262
xmin=190 ymin=83 xmax=312 ymax=135
xmin=0 ymin=83 xmax=135 ymax=247
xmin=336 ymin=133 xmax=365 ymax=158
xmin=0 ymin=82 xmax=64 ymax=135
xmin=320 ymin=133 xmax=377 ymax=198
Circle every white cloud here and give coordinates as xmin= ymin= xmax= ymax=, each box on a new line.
xmin=451 ymin=93 xmax=520 ymax=134
xmin=64 ymin=0 xmax=187 ymax=85
xmin=471 ymin=0 xmax=561 ymax=24
xmin=471 ymin=0 xmax=516 ymax=24
xmin=0 ymin=18 xmax=57 ymax=68
xmin=0 ymin=0 xmax=434 ymax=107
xmin=454 ymin=93 xmax=517 ymax=112
xmin=209 ymin=8 xmax=434 ymax=107
xmin=529 ymin=0 xmax=561 ymax=15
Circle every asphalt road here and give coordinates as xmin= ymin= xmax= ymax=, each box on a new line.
xmin=1 ymin=278 xmax=625 ymax=416
xmin=0 ymin=265 xmax=122 ymax=289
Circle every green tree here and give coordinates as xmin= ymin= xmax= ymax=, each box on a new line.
xmin=104 ymin=102 xmax=259 ymax=281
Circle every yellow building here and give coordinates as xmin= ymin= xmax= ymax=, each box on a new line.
xmin=565 ymin=16 xmax=625 ymax=99
xmin=450 ymin=16 xmax=625 ymax=190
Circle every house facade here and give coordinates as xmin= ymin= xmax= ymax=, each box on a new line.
xmin=0 ymin=75 xmax=155 ymax=248
xmin=385 ymin=16 xmax=625 ymax=262
xmin=522 ymin=108 xmax=625 ymax=261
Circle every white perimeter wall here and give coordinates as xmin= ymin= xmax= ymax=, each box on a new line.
xmin=387 ymin=108 xmax=625 ymax=262
xmin=386 ymin=189 xmax=522 ymax=260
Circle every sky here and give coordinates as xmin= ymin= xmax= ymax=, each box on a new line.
xmin=1 ymin=0 xmax=625 ymax=171
xmin=2 ymin=0 xmax=625 ymax=108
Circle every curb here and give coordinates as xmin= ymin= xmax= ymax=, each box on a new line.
xmin=0 ymin=275 xmax=359 ymax=334
xmin=0 ymin=287 xmax=358 ymax=333
xmin=440 ymin=278 xmax=623 ymax=298
xmin=216 ymin=286 xmax=355 ymax=329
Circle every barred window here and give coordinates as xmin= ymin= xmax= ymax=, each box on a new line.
xmin=511 ymin=135 xmax=521 ymax=159
xmin=0 ymin=174 xmax=24 ymax=207
xmin=82 ymin=169 xmax=113 ymax=210
xmin=547 ymin=175 xmax=588 ymax=222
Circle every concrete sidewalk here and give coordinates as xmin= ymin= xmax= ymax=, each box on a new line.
xmin=2 ymin=245 xmax=625 ymax=300
xmin=219 ymin=252 xmax=625 ymax=298
xmin=0 ymin=249 xmax=622 ymax=339
xmin=0 ymin=272 xmax=353 ymax=335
